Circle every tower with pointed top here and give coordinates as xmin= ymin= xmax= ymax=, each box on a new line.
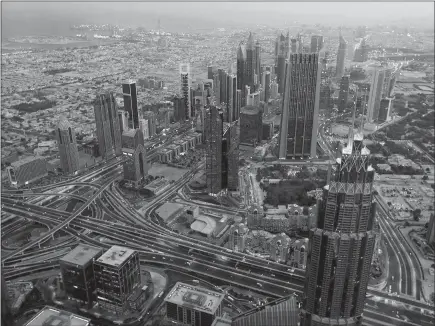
xmin=57 ymin=118 xmax=80 ymax=175
xmin=246 ymin=32 xmax=255 ymax=91
xmin=301 ymin=101 xmax=376 ymax=325
xmin=336 ymin=32 xmax=348 ymax=78
xmin=275 ymin=33 xmax=290 ymax=94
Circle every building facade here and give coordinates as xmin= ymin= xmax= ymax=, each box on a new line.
xmin=301 ymin=131 xmax=377 ymax=326
xmin=180 ymin=63 xmax=192 ymax=120
xmin=311 ymin=35 xmax=324 ymax=53
xmin=205 ymin=106 xmax=223 ymax=194
xmin=121 ymin=129 xmax=148 ymax=186
xmin=378 ymin=98 xmax=391 ymax=122
xmin=278 ymin=52 xmax=322 ymax=160
xmin=367 ymin=68 xmax=386 ymax=123
xmin=122 ymin=81 xmax=140 ymax=129
xmin=336 ymin=34 xmax=347 ymax=78
xmin=229 ymin=223 xmax=249 ymax=252
xmin=56 ymin=119 xmax=80 ymax=175
xmin=338 ymin=76 xmax=350 ymax=113
xmin=143 ymin=111 xmax=157 ymax=138
xmin=94 ymin=92 xmax=122 ymax=159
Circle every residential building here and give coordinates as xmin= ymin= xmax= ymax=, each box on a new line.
xmin=278 ymin=52 xmax=322 ymax=160
xmin=336 ymin=33 xmax=347 ymax=78
xmin=301 ymin=129 xmax=377 ymax=325
xmin=94 ymin=92 xmax=122 ymax=159
xmin=229 ymin=223 xmax=248 ymax=252
xmin=122 ymin=81 xmax=140 ymax=129
xmin=338 ymin=76 xmax=350 ymax=112
xmin=56 ymin=119 xmax=80 ymax=175
xmin=180 ymin=63 xmax=192 ymax=120
xmin=60 ymin=244 xmax=103 ymax=307
xmin=164 ymin=282 xmax=225 ymax=326
xmin=270 ymin=233 xmax=290 ymax=263
xmin=240 ymin=106 xmax=262 ymax=146
xmin=94 ymin=246 xmax=143 ymax=315
xmin=378 ymin=98 xmax=391 ymax=122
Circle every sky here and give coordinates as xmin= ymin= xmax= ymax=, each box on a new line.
xmin=2 ymin=2 xmax=434 ymax=37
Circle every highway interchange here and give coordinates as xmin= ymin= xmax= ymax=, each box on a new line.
xmin=1 ymin=120 xmax=435 ymax=325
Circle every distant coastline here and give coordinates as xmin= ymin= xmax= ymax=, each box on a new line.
xmin=1 ymin=39 xmax=119 ymax=53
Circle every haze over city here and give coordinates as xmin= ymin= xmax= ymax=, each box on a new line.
xmin=1 ymin=2 xmax=435 ymax=326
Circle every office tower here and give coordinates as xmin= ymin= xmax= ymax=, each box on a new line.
xmin=173 ymin=95 xmax=186 ymax=123
xmin=278 ymin=52 xmax=322 ymax=160
xmin=223 ymin=122 xmax=239 ymax=191
xmin=139 ymin=118 xmax=150 ymax=139
xmin=232 ymin=295 xmax=299 ymax=326
xmin=195 ymin=105 xmax=205 ymax=133
xmin=246 ymin=32 xmax=255 ymax=91
xmin=227 ymin=74 xmax=238 ymax=122
xmin=122 ymin=81 xmax=139 ymax=129
xmin=229 ymin=223 xmax=248 ymax=252
xmin=262 ymin=120 xmax=274 ymax=140
xmin=57 ymin=119 xmax=80 ymax=175
xmin=24 ymin=307 xmax=90 ymax=326
xmin=164 ymin=282 xmax=225 ymax=326
xmin=353 ymin=38 xmax=368 ymax=62
xmin=205 ymin=106 xmax=223 ymax=194
xmin=60 ymin=244 xmax=103 ymax=307
xmin=336 ymin=33 xmax=347 ymax=78
xmin=310 ymin=35 xmax=324 ymax=53
xmin=276 ymin=55 xmax=286 ymax=94
xmin=254 ymin=40 xmax=261 ymax=89
xmin=7 ymin=157 xmax=49 ymax=188
xmin=237 ymin=44 xmax=247 ymax=105
xmin=94 ymin=246 xmax=143 ymax=315
xmin=94 ymin=92 xmax=122 ymax=159
xmin=218 ymin=69 xmax=227 ymax=106
xmin=367 ymin=68 xmax=386 ymax=123
xmin=236 ymin=90 xmax=242 ymax=120
xmin=180 ymin=63 xmax=192 ymax=120
xmin=301 ymin=125 xmax=377 ymax=326
xmin=275 ymin=33 xmax=289 ymax=94
xmin=270 ymin=81 xmax=279 ymax=99
xmin=208 ymin=65 xmax=213 ymax=79
xmin=378 ymin=98 xmax=391 ymax=122
xmin=1 ymin=274 xmax=13 ymax=326
xmin=240 ymin=106 xmax=263 ymax=146
xmin=118 ymin=109 xmax=129 ymax=135
xmin=143 ymin=111 xmax=157 ymax=137
xmin=291 ymin=38 xmax=298 ymax=53
xmin=320 ymin=81 xmax=332 ymax=113
xmin=121 ymin=129 xmax=148 ymax=186
xmin=338 ymin=76 xmax=350 ymax=112
xmin=246 ymin=91 xmax=260 ymax=107
xmin=261 ymin=71 xmax=271 ymax=103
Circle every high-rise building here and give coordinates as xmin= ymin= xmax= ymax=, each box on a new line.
xmin=270 ymin=233 xmax=290 ymax=263
xmin=232 ymin=295 xmax=299 ymax=326
xmin=245 ymin=32 xmax=255 ymax=92
xmin=240 ymin=106 xmax=263 ymax=146
xmin=139 ymin=118 xmax=150 ymax=140
xmin=180 ymin=63 xmax=192 ymax=120
xmin=261 ymin=71 xmax=271 ymax=103
xmin=57 ymin=119 xmax=80 ymax=175
xmin=121 ymin=129 xmax=148 ymax=186
xmin=254 ymin=40 xmax=261 ymax=89
xmin=427 ymin=213 xmax=435 ymax=246
xmin=310 ymin=35 xmax=324 ymax=53
xmin=338 ymin=76 xmax=350 ymax=112
xmin=224 ymin=122 xmax=239 ymax=191
xmin=367 ymin=68 xmax=386 ymax=122
xmin=118 ymin=109 xmax=129 ymax=135
xmin=246 ymin=91 xmax=260 ymax=107
xmin=208 ymin=66 xmax=214 ymax=80
xmin=60 ymin=244 xmax=103 ymax=307
xmin=336 ymin=33 xmax=347 ymax=78
xmin=24 ymin=307 xmax=90 ymax=326
xmin=353 ymin=38 xmax=369 ymax=62
xmin=164 ymin=282 xmax=225 ymax=326
xmin=173 ymin=95 xmax=186 ymax=123
xmin=301 ymin=126 xmax=377 ymax=326
xmin=275 ymin=33 xmax=289 ymax=94
xmin=227 ymin=74 xmax=238 ymax=122
xmin=122 ymin=81 xmax=139 ymax=129
xmin=143 ymin=111 xmax=157 ymax=138
xmin=237 ymin=44 xmax=247 ymax=105
xmin=205 ymin=106 xmax=223 ymax=194
xmin=291 ymin=38 xmax=298 ymax=53
xmin=218 ymin=68 xmax=228 ymax=106
xmin=94 ymin=246 xmax=143 ymax=315
xmin=378 ymin=98 xmax=391 ymax=122
xmin=229 ymin=223 xmax=248 ymax=252
xmin=94 ymin=92 xmax=122 ymax=159
xmin=278 ymin=52 xmax=322 ymax=160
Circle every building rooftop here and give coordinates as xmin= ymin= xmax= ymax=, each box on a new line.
xmin=122 ymin=129 xmax=138 ymax=138
xmin=10 ymin=156 xmax=44 ymax=168
xmin=60 ymin=244 xmax=102 ymax=267
xmin=164 ymin=282 xmax=225 ymax=315
xmin=156 ymin=202 xmax=185 ymax=222
xmin=24 ymin=306 xmax=90 ymax=326
xmin=241 ymin=105 xmax=261 ymax=115
xmin=96 ymin=245 xmax=136 ymax=268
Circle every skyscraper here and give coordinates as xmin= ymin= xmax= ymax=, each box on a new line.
xmin=367 ymin=68 xmax=386 ymax=122
xmin=237 ymin=44 xmax=247 ymax=106
xmin=245 ymin=32 xmax=255 ymax=92
xmin=94 ymin=92 xmax=122 ymax=159
xmin=275 ymin=33 xmax=290 ymax=94
xmin=254 ymin=40 xmax=261 ymax=89
xmin=180 ymin=63 xmax=192 ymax=120
xmin=278 ymin=52 xmax=322 ymax=160
xmin=57 ymin=119 xmax=80 ymax=175
xmin=338 ymin=76 xmax=350 ymax=112
xmin=227 ymin=74 xmax=238 ymax=122
xmin=261 ymin=71 xmax=271 ymax=103
xmin=143 ymin=111 xmax=157 ymax=138
xmin=336 ymin=33 xmax=347 ymax=78
xmin=310 ymin=35 xmax=324 ymax=53
xmin=240 ymin=106 xmax=263 ymax=146
xmin=353 ymin=38 xmax=369 ymax=62
xmin=118 ymin=109 xmax=129 ymax=135
xmin=208 ymin=65 xmax=214 ymax=79
xmin=301 ymin=123 xmax=377 ymax=326
xmin=378 ymin=98 xmax=391 ymax=123
xmin=121 ymin=129 xmax=148 ymax=186
xmin=122 ymin=81 xmax=139 ymax=129
xmin=205 ymin=106 xmax=223 ymax=194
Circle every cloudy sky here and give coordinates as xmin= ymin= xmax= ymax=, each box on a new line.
xmin=2 ymin=1 xmax=434 ymax=37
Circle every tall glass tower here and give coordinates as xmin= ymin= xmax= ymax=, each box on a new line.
xmin=301 ymin=121 xmax=377 ymax=326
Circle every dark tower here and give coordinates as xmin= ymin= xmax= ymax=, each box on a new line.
xmin=122 ymin=81 xmax=139 ymax=129
xmin=57 ymin=119 xmax=80 ymax=174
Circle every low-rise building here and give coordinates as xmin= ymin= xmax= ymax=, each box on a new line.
xmin=24 ymin=306 xmax=90 ymax=326
xmin=7 ymin=156 xmax=49 ymax=188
